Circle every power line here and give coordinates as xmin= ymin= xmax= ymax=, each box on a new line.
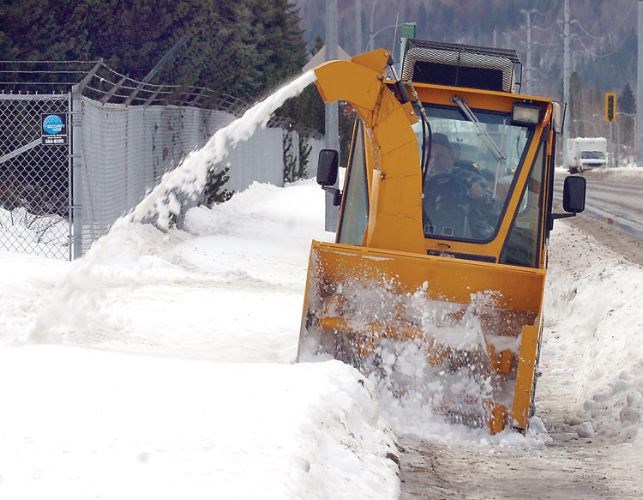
xmin=570 ymin=31 xmax=632 ymax=59
xmin=568 ymin=2 xmax=635 ymax=42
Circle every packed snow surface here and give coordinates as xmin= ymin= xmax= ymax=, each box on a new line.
xmin=0 ymin=181 xmax=402 ymax=500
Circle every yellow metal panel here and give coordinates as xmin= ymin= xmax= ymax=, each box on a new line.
xmin=314 ymin=50 xmax=424 ymax=254
xmin=299 ymin=241 xmax=546 ymax=433
xmin=511 ymin=321 xmax=541 ymax=430
xmin=309 ymin=241 xmax=545 ymax=311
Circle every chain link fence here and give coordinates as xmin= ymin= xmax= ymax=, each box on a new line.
xmin=1 ymin=60 xmax=322 ymax=260
xmin=0 ymin=94 xmax=71 ymax=259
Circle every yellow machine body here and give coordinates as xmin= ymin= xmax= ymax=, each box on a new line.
xmin=297 ymin=47 xmax=560 ymax=433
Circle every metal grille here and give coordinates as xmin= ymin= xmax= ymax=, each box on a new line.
xmin=402 ymin=39 xmax=523 ymax=93
xmin=0 ymin=95 xmax=70 ymax=259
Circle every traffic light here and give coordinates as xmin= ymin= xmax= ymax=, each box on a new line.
xmin=605 ymin=92 xmax=617 ymax=122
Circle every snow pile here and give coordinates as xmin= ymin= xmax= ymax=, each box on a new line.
xmin=544 ymin=222 xmax=643 ymax=442
xmin=0 ymin=179 xmax=401 ymax=500
xmin=29 ymin=181 xmax=329 ymax=363
xmin=0 ymin=206 xmax=68 ymax=257
xmin=1 ymin=174 xmax=642 ymax=496
xmin=0 ymin=250 xmax=68 ymax=346
xmin=0 ymin=346 xmax=398 ymax=500
xmin=586 ymin=166 xmax=643 ymax=179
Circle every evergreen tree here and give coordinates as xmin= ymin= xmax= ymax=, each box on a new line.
xmin=277 ymin=34 xmax=324 ymax=134
xmin=0 ymin=0 xmax=91 ymax=60
xmin=620 ymin=82 xmax=636 ymax=115
xmin=297 ymin=133 xmax=311 ymax=179
xmin=0 ymin=0 xmax=310 ymax=102
xmin=282 ymin=126 xmax=298 ymax=183
xmin=619 ymin=82 xmax=636 ymax=149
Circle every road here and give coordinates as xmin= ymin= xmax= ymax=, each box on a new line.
xmin=555 ymin=168 xmax=643 ymax=244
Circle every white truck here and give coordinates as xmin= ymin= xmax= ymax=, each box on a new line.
xmin=565 ymin=137 xmax=607 ymax=173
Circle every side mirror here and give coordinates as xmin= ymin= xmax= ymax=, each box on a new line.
xmin=563 ymin=175 xmax=586 ymax=213
xmin=550 ymin=174 xmax=587 ymax=226
xmin=316 ymin=149 xmax=339 ymax=186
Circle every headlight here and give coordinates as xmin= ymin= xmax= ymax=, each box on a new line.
xmin=512 ymin=103 xmax=541 ymax=126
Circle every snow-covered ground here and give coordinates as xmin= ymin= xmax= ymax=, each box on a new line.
xmin=1 ymin=176 xmax=641 ymax=498
xmin=0 ymin=181 xmax=401 ymax=500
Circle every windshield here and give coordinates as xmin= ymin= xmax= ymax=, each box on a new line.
xmin=580 ymin=151 xmax=605 ymax=159
xmin=415 ymin=104 xmax=533 ymax=242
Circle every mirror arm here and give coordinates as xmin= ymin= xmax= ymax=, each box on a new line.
xmin=322 ymin=186 xmax=342 ymax=206
xmin=550 ymin=212 xmax=576 ymax=221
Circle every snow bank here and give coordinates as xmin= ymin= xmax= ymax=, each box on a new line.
xmin=3 ymin=169 xmax=642 ymax=497
xmin=28 ymin=181 xmax=331 ymax=362
xmin=581 ymin=166 xmax=643 ymax=181
xmin=0 ymin=346 xmax=398 ymax=500
xmin=544 ymin=222 xmax=643 ymax=442
xmin=0 ymin=250 xmax=68 ymax=345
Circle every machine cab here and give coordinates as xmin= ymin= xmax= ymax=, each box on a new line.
xmin=320 ymin=39 xmax=585 ymax=270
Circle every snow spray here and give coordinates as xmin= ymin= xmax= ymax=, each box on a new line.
xmin=119 ymin=70 xmax=318 ymax=231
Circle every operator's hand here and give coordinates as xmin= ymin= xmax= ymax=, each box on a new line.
xmin=467 ymin=179 xmax=495 ymax=207
xmin=467 ymin=180 xmax=486 ymax=200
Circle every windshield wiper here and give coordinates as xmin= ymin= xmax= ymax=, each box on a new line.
xmin=452 ymin=96 xmax=506 ymax=161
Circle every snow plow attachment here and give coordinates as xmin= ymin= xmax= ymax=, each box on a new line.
xmin=298 ymin=41 xmax=585 ymax=433
xmin=298 ymin=241 xmax=545 ymax=432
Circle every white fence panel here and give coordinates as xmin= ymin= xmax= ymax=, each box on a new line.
xmin=76 ymin=97 xmax=318 ymax=255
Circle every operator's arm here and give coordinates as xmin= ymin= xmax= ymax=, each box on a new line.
xmin=458 ymin=168 xmax=493 ymax=206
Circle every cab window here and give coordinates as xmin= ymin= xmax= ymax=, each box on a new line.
xmin=337 ymin=121 xmax=368 ymax=245
xmin=415 ymin=105 xmax=533 ymax=243
xmin=500 ymin=141 xmax=546 ymax=267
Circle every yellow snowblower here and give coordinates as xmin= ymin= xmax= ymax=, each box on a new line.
xmin=297 ymin=40 xmax=586 ymax=434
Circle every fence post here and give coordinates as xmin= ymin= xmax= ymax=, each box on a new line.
xmin=68 ymin=60 xmax=102 ymax=259
xmin=70 ymin=89 xmax=83 ymax=258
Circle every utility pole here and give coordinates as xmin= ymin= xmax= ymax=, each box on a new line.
xmin=325 ymin=0 xmax=339 ymax=231
xmin=355 ymin=0 xmax=362 ymax=54
xmin=637 ymin=0 xmax=643 ymax=166
xmin=521 ymin=10 xmax=532 ymax=94
xmin=367 ymin=0 xmax=379 ymax=51
xmin=563 ymin=0 xmax=571 ymax=151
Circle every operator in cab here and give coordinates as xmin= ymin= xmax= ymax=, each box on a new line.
xmin=422 ymin=133 xmax=497 ymax=240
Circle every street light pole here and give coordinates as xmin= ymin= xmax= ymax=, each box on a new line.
xmin=324 ymin=0 xmax=339 ymax=231
xmin=368 ymin=0 xmax=379 ymax=51
xmin=637 ymin=0 xmax=643 ymax=166
xmin=563 ymin=0 xmax=571 ymax=149
xmin=521 ymin=9 xmax=533 ymax=94
xmin=354 ymin=0 xmax=362 ymax=54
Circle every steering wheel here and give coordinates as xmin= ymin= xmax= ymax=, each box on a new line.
xmin=422 ymin=172 xmax=471 ymax=237
xmin=423 ymin=173 xmax=469 ymax=211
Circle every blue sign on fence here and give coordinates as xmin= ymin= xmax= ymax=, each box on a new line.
xmin=41 ymin=113 xmax=68 ymax=145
